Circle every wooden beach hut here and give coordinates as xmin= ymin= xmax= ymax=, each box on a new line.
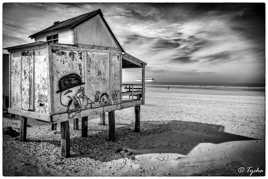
xmin=6 ymin=9 xmax=146 ymax=157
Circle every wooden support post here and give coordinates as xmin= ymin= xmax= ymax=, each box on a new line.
xmin=99 ymin=112 xmax=105 ymax=125
xmin=20 ymin=116 xmax=27 ymax=141
xmin=108 ymin=111 xmax=115 ymax=141
xmin=51 ymin=123 xmax=57 ymax=131
xmin=73 ymin=118 xmax=79 ymax=130
xmin=135 ymin=105 xmax=140 ymax=132
xmin=60 ymin=121 xmax=70 ymax=158
xmin=81 ymin=116 xmax=88 ymax=137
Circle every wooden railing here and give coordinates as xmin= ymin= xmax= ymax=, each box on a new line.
xmin=121 ymin=83 xmax=143 ymax=101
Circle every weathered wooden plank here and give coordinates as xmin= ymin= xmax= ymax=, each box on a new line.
xmin=48 ymin=46 xmax=54 ymax=114
xmin=60 ymin=121 xmax=70 ymax=157
xmin=81 ymin=116 xmax=88 ymax=137
xmin=142 ymin=65 xmax=145 ymax=105
xmin=119 ymin=54 xmax=122 ymax=104
xmin=51 ymin=100 xmax=142 ymax=123
xmin=34 ymin=47 xmax=49 ymax=114
xmin=134 ymin=105 xmax=140 ymax=132
xmin=73 ymin=118 xmax=79 ymax=130
xmin=31 ymin=50 xmax=35 ymax=111
xmin=8 ymin=108 xmax=50 ymax=121
xmin=108 ymin=110 xmax=115 ymax=141
xmin=10 ymin=52 xmax=22 ymax=109
xmin=20 ymin=116 xmax=27 ymax=141
xmin=21 ymin=52 xmax=33 ymax=110
xmin=8 ymin=53 xmax=11 ymax=108
xmin=99 ymin=112 xmax=105 ymax=125
xmin=50 ymin=44 xmax=119 ymax=54
xmin=110 ymin=53 xmax=121 ymax=104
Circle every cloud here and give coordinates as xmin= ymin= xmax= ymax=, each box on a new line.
xmin=3 ymin=3 xmax=265 ymax=84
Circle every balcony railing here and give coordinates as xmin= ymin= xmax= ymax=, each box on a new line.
xmin=121 ymin=83 xmax=143 ymax=101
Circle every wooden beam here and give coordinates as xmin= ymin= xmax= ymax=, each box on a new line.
xmin=108 ymin=111 xmax=115 ymax=141
xmin=20 ymin=116 xmax=27 ymax=141
xmin=99 ymin=112 xmax=105 ymax=125
xmin=8 ymin=108 xmax=50 ymax=121
xmin=51 ymin=100 xmax=142 ymax=123
xmin=51 ymin=123 xmax=57 ymax=130
xmin=142 ymin=65 xmax=145 ymax=105
xmin=81 ymin=116 xmax=88 ymax=137
xmin=73 ymin=118 xmax=79 ymax=130
xmin=134 ymin=105 xmax=140 ymax=132
xmin=60 ymin=121 xmax=70 ymax=157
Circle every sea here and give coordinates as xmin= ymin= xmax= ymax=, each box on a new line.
xmin=145 ymin=82 xmax=265 ymax=97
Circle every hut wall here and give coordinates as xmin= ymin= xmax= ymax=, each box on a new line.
xmin=34 ymin=29 xmax=74 ymax=44
xmin=9 ymin=46 xmax=50 ymax=115
xmin=51 ymin=46 xmax=121 ymax=115
xmin=74 ymin=14 xmax=118 ymax=48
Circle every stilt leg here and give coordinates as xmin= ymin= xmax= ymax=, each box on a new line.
xmin=73 ymin=118 xmax=79 ymax=130
xmin=108 ymin=111 xmax=115 ymax=141
xmin=60 ymin=121 xmax=70 ymax=157
xmin=20 ymin=116 xmax=27 ymax=141
xmin=81 ymin=116 xmax=88 ymax=137
xmin=99 ymin=112 xmax=105 ymax=125
xmin=134 ymin=105 xmax=140 ymax=132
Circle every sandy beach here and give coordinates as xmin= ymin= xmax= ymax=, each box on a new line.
xmin=3 ymin=86 xmax=265 ymax=176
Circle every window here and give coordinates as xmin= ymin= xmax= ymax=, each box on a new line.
xmin=46 ymin=34 xmax=58 ymax=44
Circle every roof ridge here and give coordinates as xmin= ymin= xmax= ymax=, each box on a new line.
xmin=57 ymin=9 xmax=101 ymax=26
xmin=29 ymin=9 xmax=101 ymax=38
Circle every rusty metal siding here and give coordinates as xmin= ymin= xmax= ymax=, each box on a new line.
xmin=74 ymin=14 xmax=118 ymax=48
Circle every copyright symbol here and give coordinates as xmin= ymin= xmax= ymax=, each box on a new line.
xmin=238 ymin=167 xmax=245 ymax=173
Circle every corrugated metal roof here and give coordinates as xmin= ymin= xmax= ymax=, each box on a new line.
xmin=5 ymin=41 xmax=48 ymax=51
xmin=29 ymin=9 xmax=101 ymax=38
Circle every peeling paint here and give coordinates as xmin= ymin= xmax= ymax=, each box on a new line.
xmin=34 ymin=48 xmax=49 ymax=113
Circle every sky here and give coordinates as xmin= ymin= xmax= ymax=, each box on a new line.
xmin=3 ymin=3 xmax=265 ymax=85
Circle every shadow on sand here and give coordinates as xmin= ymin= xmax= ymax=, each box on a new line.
xmin=31 ymin=120 xmax=257 ymax=162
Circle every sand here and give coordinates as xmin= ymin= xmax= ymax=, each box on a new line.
xmin=3 ymin=87 xmax=265 ymax=176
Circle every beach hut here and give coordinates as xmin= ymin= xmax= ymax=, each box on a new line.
xmin=6 ymin=9 xmax=146 ymax=157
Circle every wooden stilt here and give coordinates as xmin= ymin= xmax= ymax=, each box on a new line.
xmin=81 ymin=116 xmax=88 ymax=137
xmin=134 ymin=105 xmax=140 ymax=132
xmin=99 ymin=112 xmax=105 ymax=125
xmin=20 ymin=116 xmax=27 ymax=141
xmin=108 ymin=111 xmax=115 ymax=141
xmin=60 ymin=121 xmax=70 ymax=157
xmin=51 ymin=123 xmax=57 ymax=131
xmin=73 ymin=118 xmax=79 ymax=130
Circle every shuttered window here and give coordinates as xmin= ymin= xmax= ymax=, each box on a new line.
xmin=46 ymin=34 xmax=58 ymax=44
